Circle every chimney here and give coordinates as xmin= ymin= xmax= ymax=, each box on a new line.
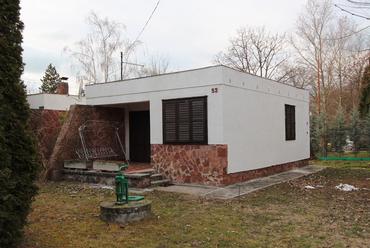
xmin=58 ymin=77 xmax=69 ymax=94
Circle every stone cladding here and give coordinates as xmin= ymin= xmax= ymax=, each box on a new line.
xmin=29 ymin=109 xmax=67 ymax=173
xmin=46 ymin=105 xmax=126 ymax=181
xmin=151 ymin=144 xmax=308 ymax=186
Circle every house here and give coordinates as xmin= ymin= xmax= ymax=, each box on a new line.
xmin=82 ymin=65 xmax=310 ymax=186
xmin=27 ymin=82 xmax=86 ymax=110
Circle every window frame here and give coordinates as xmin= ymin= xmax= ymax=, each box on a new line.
xmin=285 ymin=104 xmax=296 ymax=141
xmin=162 ymin=96 xmax=208 ymax=145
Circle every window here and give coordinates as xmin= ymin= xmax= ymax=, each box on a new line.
xmin=163 ymin=96 xmax=207 ymax=144
xmin=285 ymin=104 xmax=296 ymax=140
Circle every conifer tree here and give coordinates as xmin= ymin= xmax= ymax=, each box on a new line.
xmin=0 ymin=1 xmax=40 ymax=246
xmin=364 ymin=114 xmax=370 ymax=155
xmin=310 ymin=113 xmax=320 ymax=156
xmin=359 ymin=59 xmax=370 ymax=119
xmin=348 ymin=108 xmax=362 ymax=157
xmin=39 ymin=63 xmax=61 ymax=93
xmin=331 ymin=107 xmax=347 ymax=156
xmin=318 ymin=110 xmax=329 ymax=157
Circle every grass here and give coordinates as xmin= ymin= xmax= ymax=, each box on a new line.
xmin=19 ymin=163 xmax=370 ymax=248
xmin=318 ymin=151 xmax=370 ymax=158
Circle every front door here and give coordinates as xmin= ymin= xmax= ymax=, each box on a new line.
xmin=129 ymin=111 xmax=150 ymax=162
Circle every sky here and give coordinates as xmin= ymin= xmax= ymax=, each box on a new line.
xmin=19 ymin=0 xmax=368 ymax=94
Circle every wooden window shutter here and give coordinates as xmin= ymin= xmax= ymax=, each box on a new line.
xmin=163 ymin=101 xmax=176 ymax=142
xmin=178 ymin=100 xmax=190 ymax=141
xmin=191 ymin=98 xmax=207 ymax=142
xmin=163 ymin=96 xmax=207 ymax=144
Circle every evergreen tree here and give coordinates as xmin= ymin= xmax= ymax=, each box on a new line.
xmin=364 ymin=114 xmax=370 ymax=155
xmin=359 ymin=59 xmax=370 ymax=119
xmin=39 ymin=63 xmax=61 ymax=93
xmin=348 ymin=108 xmax=362 ymax=157
xmin=318 ymin=110 xmax=329 ymax=157
xmin=310 ymin=113 xmax=320 ymax=156
xmin=0 ymin=1 xmax=40 ymax=247
xmin=331 ymin=107 xmax=347 ymax=156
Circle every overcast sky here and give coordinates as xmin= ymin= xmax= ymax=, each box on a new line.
xmin=19 ymin=0 xmax=366 ymax=94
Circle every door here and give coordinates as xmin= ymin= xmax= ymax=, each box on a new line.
xmin=129 ymin=111 xmax=150 ymax=162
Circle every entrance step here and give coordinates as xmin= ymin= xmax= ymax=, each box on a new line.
xmin=150 ymin=173 xmax=171 ymax=187
xmin=63 ymin=165 xmax=171 ymax=188
xmin=151 ymin=179 xmax=172 ymax=187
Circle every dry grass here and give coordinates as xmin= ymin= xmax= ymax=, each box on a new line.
xmin=20 ymin=165 xmax=370 ymax=247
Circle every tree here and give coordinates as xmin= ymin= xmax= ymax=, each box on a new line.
xmin=135 ymin=53 xmax=174 ymax=77
xmin=290 ymin=0 xmax=367 ymax=117
xmin=310 ymin=112 xmax=320 ymax=156
xmin=213 ymin=26 xmax=288 ymax=81
xmin=331 ymin=107 xmax=348 ymax=156
xmin=0 ymin=1 xmax=40 ymax=246
xmin=335 ymin=0 xmax=370 ymax=20
xmin=63 ymin=11 xmax=139 ymax=84
xmin=348 ymin=107 xmax=362 ymax=156
xmin=318 ymin=110 xmax=329 ymax=157
xmin=358 ymin=59 xmax=370 ymax=118
xmin=364 ymin=113 xmax=370 ymax=155
xmin=39 ymin=63 xmax=61 ymax=93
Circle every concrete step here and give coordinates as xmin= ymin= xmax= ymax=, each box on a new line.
xmin=151 ymin=179 xmax=171 ymax=187
xmin=150 ymin=173 xmax=165 ymax=181
xmin=125 ymin=168 xmax=157 ymax=175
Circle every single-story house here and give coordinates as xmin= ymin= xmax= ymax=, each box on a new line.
xmin=84 ymin=65 xmax=310 ymax=186
xmin=27 ymin=82 xmax=86 ymax=111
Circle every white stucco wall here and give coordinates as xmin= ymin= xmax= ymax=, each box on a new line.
xmin=27 ymin=93 xmax=86 ymax=110
xmin=86 ymin=66 xmax=225 ymax=145
xmin=85 ymin=66 xmax=310 ymax=174
xmin=220 ymin=68 xmax=310 ymax=173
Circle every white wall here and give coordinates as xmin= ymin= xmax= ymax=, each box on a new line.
xmin=86 ymin=66 xmax=310 ymax=173
xmin=220 ymin=67 xmax=310 ymax=173
xmin=86 ymin=66 xmax=225 ymax=144
xmin=27 ymin=93 xmax=86 ymax=110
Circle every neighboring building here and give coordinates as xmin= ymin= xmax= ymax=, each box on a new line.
xmin=83 ymin=65 xmax=310 ymax=186
xmin=27 ymin=82 xmax=86 ymax=110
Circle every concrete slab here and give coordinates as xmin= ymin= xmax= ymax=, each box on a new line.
xmin=155 ymin=165 xmax=325 ymax=199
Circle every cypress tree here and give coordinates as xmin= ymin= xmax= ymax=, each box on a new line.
xmin=0 ymin=1 xmax=40 ymax=246
xmin=359 ymin=59 xmax=370 ymax=119
xmin=39 ymin=63 xmax=61 ymax=93
xmin=348 ymin=108 xmax=362 ymax=157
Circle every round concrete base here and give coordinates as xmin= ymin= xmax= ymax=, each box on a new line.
xmin=100 ymin=199 xmax=151 ymax=223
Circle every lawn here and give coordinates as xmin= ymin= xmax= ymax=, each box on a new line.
xmin=19 ymin=163 xmax=370 ymax=248
xmin=318 ymin=151 xmax=370 ymax=158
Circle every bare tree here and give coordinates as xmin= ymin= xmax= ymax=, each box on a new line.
xmin=290 ymin=0 xmax=369 ymax=117
xmin=335 ymin=0 xmax=370 ymax=20
xmin=135 ymin=52 xmax=175 ymax=77
xmin=290 ymin=0 xmax=336 ymax=114
xmin=63 ymin=11 xmax=139 ymax=84
xmin=213 ymin=26 xmax=288 ymax=81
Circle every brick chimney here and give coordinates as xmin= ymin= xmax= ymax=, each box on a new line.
xmin=58 ymin=77 xmax=69 ymax=94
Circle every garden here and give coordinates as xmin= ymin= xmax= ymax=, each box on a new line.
xmin=18 ymin=162 xmax=370 ymax=248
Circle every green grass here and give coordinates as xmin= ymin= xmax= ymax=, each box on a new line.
xmin=18 ymin=163 xmax=370 ymax=248
xmin=318 ymin=151 xmax=370 ymax=158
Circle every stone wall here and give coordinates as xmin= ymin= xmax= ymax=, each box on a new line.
xmin=46 ymin=105 xmax=126 ymax=181
xmin=151 ymin=144 xmax=308 ymax=186
xmin=151 ymin=144 xmax=228 ymax=186
xmin=29 ymin=109 xmax=67 ymax=173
